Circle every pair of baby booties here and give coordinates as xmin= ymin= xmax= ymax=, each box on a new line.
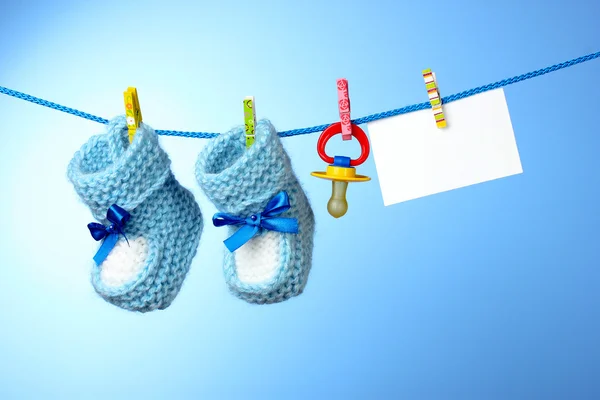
xmin=67 ymin=115 xmax=315 ymax=312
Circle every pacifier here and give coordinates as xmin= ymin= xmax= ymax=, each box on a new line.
xmin=311 ymin=122 xmax=371 ymax=218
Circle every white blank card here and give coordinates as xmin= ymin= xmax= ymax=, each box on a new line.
xmin=367 ymin=88 xmax=523 ymax=206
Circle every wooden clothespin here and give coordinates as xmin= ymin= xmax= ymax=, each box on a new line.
xmin=337 ymin=78 xmax=353 ymax=140
xmin=123 ymin=87 xmax=142 ymax=143
xmin=422 ymin=69 xmax=447 ymax=128
xmin=244 ymin=96 xmax=256 ymax=149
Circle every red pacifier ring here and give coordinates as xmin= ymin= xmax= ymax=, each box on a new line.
xmin=316 ymin=122 xmax=370 ymax=167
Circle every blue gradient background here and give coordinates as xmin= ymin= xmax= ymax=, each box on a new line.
xmin=1 ymin=0 xmax=599 ymax=399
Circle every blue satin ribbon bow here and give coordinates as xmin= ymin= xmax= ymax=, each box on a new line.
xmin=87 ymin=204 xmax=130 ymax=265
xmin=212 ymin=191 xmax=299 ymax=252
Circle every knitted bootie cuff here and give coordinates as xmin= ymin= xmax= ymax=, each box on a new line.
xmin=195 ymin=119 xmax=292 ymax=216
xmin=67 ymin=115 xmax=172 ymax=221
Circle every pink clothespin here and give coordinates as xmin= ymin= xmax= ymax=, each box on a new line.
xmin=337 ymin=78 xmax=352 ymax=141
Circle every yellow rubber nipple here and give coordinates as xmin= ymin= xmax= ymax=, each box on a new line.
xmin=327 ymin=181 xmax=349 ymax=218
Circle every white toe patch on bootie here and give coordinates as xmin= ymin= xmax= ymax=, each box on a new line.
xmin=100 ymin=236 xmax=149 ymax=287
xmin=235 ymin=231 xmax=281 ymax=284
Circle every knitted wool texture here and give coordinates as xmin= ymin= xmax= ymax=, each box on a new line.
xmin=196 ymin=119 xmax=315 ymax=304
xmin=67 ymin=115 xmax=203 ymax=312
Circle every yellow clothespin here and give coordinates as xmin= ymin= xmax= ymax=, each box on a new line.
xmin=244 ymin=96 xmax=256 ymax=148
xmin=422 ymin=69 xmax=447 ymax=128
xmin=123 ymin=87 xmax=142 ymax=143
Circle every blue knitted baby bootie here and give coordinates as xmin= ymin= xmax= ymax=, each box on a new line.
xmin=196 ymin=119 xmax=315 ymax=304
xmin=67 ymin=116 xmax=203 ymax=312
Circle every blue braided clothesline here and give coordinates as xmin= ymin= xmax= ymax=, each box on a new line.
xmin=1 ymin=51 xmax=599 ymax=139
